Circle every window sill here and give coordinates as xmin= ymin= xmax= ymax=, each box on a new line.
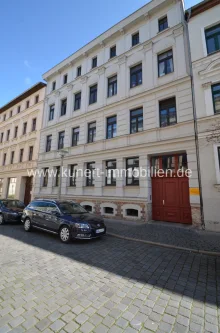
xmin=83 ymin=185 xmax=95 ymax=188
xmin=158 ymin=71 xmax=174 ymax=79
xmin=103 ymin=185 xmax=116 ymax=188
xmin=157 ymin=27 xmax=170 ymax=35
xmin=207 ymin=49 xmax=220 ymax=57
xmin=67 ymin=186 xmax=76 ymax=188
xmin=124 ymin=185 xmax=140 ymax=188
xmin=130 ymin=83 xmax=142 ymax=89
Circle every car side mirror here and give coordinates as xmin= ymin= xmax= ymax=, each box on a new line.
xmin=51 ymin=210 xmax=60 ymax=217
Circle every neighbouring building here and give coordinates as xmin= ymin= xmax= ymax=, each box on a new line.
xmin=186 ymin=0 xmax=220 ymax=231
xmin=35 ymin=0 xmax=202 ymax=226
xmin=0 ymin=83 xmax=46 ymax=205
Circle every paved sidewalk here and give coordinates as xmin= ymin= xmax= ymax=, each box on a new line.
xmin=0 ymin=224 xmax=220 ymax=333
xmin=104 ymin=219 xmax=220 ymax=253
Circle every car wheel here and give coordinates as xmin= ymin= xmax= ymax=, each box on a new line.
xmin=0 ymin=214 xmax=4 ymax=225
xmin=24 ymin=218 xmax=31 ymax=232
xmin=59 ymin=226 xmax=70 ymax=243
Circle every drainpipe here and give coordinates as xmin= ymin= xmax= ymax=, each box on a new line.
xmin=185 ymin=10 xmax=205 ymax=229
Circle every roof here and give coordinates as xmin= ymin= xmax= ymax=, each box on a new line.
xmin=186 ymin=0 xmax=220 ymax=19
xmin=0 ymin=82 xmax=46 ymax=114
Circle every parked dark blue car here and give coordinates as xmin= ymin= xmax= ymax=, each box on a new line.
xmin=0 ymin=199 xmax=25 ymax=224
xmin=21 ymin=199 xmax=106 ymax=243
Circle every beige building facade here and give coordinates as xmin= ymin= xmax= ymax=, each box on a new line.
xmin=0 ymin=83 xmax=46 ymax=204
xmin=187 ymin=0 xmax=220 ymax=231
xmin=35 ymin=0 xmax=201 ymax=226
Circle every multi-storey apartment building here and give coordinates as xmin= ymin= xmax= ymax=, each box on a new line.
xmin=35 ymin=0 xmax=202 ymax=226
xmin=186 ymin=0 xmax=220 ymax=231
xmin=0 ymin=83 xmax=46 ymax=204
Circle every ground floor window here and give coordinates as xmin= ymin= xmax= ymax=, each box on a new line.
xmin=7 ymin=178 xmax=17 ymax=199
xmin=0 ymin=179 xmax=3 ymax=196
xmin=104 ymin=207 xmax=114 ymax=214
xmin=84 ymin=205 xmax=92 ymax=212
xmin=126 ymin=208 xmax=138 ymax=217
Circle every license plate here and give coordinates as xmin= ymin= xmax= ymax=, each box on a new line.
xmin=96 ymin=228 xmax=105 ymax=234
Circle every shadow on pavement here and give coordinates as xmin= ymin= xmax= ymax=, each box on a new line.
xmin=0 ymin=223 xmax=219 ymax=308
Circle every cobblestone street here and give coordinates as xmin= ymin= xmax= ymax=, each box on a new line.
xmin=0 ymin=224 xmax=219 ymax=333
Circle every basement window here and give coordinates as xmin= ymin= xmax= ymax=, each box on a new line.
xmin=126 ymin=209 xmax=138 ymax=217
xmin=84 ymin=205 xmax=92 ymax=212
xmin=104 ymin=207 xmax=114 ymax=214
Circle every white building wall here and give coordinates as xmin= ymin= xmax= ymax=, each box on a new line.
xmin=188 ymin=3 xmax=220 ymax=231
xmin=36 ymin=0 xmax=200 ymax=223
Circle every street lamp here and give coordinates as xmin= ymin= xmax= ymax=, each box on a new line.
xmin=58 ymin=149 xmax=68 ymax=200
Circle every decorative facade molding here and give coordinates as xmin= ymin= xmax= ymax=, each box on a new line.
xmin=118 ymin=55 xmax=127 ymax=65
xmin=173 ymin=25 xmax=184 ymax=38
xmin=80 ymin=76 xmax=88 ymax=84
xmin=143 ymin=41 xmax=153 ymax=51
xmin=67 ymin=84 xmax=74 ymax=91
xmin=202 ymin=81 xmax=212 ymax=89
xmin=54 ymin=91 xmax=60 ymax=97
xmin=98 ymin=67 xmax=105 ymax=76
xmin=199 ymin=58 xmax=220 ymax=79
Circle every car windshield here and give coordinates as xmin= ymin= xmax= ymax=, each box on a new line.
xmin=59 ymin=202 xmax=87 ymax=214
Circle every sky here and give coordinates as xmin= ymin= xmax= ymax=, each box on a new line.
xmin=0 ymin=0 xmax=200 ymax=107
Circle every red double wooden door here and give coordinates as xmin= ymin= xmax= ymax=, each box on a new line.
xmin=152 ymin=177 xmax=192 ymax=224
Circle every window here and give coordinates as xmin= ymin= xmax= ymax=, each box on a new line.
xmin=55 ymin=166 xmax=60 ymax=187
xmin=49 ymin=104 xmax=55 ymax=121
xmin=10 ymin=151 xmax=14 ymax=164
xmin=108 ymin=75 xmax=117 ymax=97
xmin=130 ymin=64 xmax=142 ymax=88
xmin=3 ymin=114 xmax=6 ymax=121
xmin=19 ymin=149 xmax=24 ymax=162
xmin=63 ymin=74 xmax=68 ymax=85
xmin=86 ymin=162 xmax=95 ymax=186
xmin=6 ymin=129 xmax=10 ymax=141
xmin=3 ymin=153 xmax=6 ymax=166
xmin=7 ymin=178 xmax=17 ymax=199
xmin=17 ymin=106 xmax=21 ymax=113
xmin=158 ymin=50 xmax=173 ymax=77
xmin=10 ymin=110 xmax=13 ymax=117
xmin=26 ymin=101 xmax=29 ymax=109
xmin=88 ymin=122 xmax=96 ymax=143
xmin=29 ymin=146 xmax=33 ymax=161
xmin=126 ymin=157 xmax=139 ymax=186
xmin=0 ymin=133 xmax=3 ymax=143
xmin=72 ymin=127 xmax=79 ymax=146
xmin=159 ymin=16 xmax=168 ymax=32
xmin=61 ymin=98 xmax=67 ymax=116
xmin=14 ymin=126 xmax=18 ymax=138
xmin=69 ymin=164 xmax=77 ymax=186
xmin=92 ymin=56 xmax=97 ymax=69
xmin=58 ymin=131 xmax=65 ymax=149
xmin=218 ymin=147 xmax=220 ymax=169
xmin=212 ymin=83 xmax=220 ymax=114
xmin=104 ymin=207 xmax=114 ymax=214
xmin=159 ymin=98 xmax=177 ymax=127
xmin=74 ymin=92 xmax=81 ymax=110
xmin=110 ymin=45 xmax=116 ymax=58
xmin=130 ymin=108 xmax=143 ymax=134
xmin=46 ymin=135 xmax=52 ymax=152
xmin=0 ymin=179 xmax=3 ymax=196
xmin=132 ymin=32 xmax=139 ymax=46
xmin=52 ymin=81 xmax=56 ymax=91
xmin=84 ymin=205 xmax=92 ymax=212
xmin=205 ymin=24 xmax=220 ymax=55
xmin=107 ymin=116 xmax=117 ymax=139
xmin=126 ymin=209 xmax=138 ymax=217
xmin=32 ymin=118 xmax=37 ymax=131
xmin=106 ymin=160 xmax=116 ymax=186
xmin=77 ymin=66 xmax=81 ymax=77
xmin=35 ymin=95 xmax=39 ymax=104
xmin=43 ymin=168 xmax=49 ymax=187
xmin=89 ymin=84 xmax=97 ymax=104
xmin=23 ymin=122 xmax=27 ymax=135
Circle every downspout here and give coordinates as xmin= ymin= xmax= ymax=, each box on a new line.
xmin=185 ymin=10 xmax=205 ymax=229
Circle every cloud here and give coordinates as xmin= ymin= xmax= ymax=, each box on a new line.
xmin=24 ymin=77 xmax=32 ymax=85
xmin=24 ymin=60 xmax=32 ymax=69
